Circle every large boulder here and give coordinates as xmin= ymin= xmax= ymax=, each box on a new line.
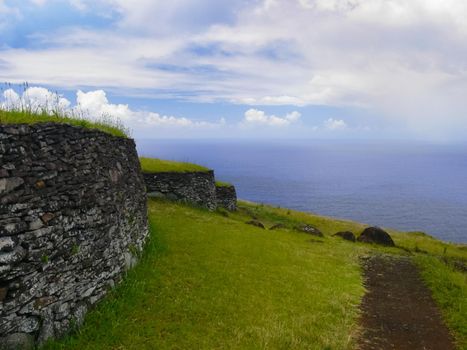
xmin=357 ymin=227 xmax=395 ymax=246
xmin=333 ymin=231 xmax=356 ymax=242
xmin=294 ymin=224 xmax=323 ymax=237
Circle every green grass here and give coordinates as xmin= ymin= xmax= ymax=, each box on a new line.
xmin=43 ymin=199 xmax=367 ymax=350
xmin=215 ymin=181 xmax=232 ymax=187
xmin=139 ymin=157 xmax=210 ymax=173
xmin=0 ymin=109 xmax=129 ymax=138
xmin=42 ymin=199 xmax=466 ymax=349
xmin=391 ymin=230 xmax=467 ymax=260
xmin=414 ymin=255 xmax=467 ymax=349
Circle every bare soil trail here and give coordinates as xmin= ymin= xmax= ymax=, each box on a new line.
xmin=358 ymin=255 xmax=457 ymax=350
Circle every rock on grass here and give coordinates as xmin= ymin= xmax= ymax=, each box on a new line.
xmin=294 ymin=224 xmax=323 ymax=237
xmin=333 ymin=231 xmax=356 ymax=242
xmin=246 ymin=220 xmax=265 ymax=229
xmin=357 ymin=227 xmax=395 ymax=246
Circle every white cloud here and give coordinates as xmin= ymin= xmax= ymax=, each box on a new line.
xmin=1 ymin=89 xmax=21 ymax=109
xmin=323 ymin=118 xmax=347 ymax=130
xmin=144 ymin=113 xmax=194 ymax=127
xmin=76 ymin=90 xmax=132 ymax=120
xmin=243 ymin=109 xmax=301 ymax=127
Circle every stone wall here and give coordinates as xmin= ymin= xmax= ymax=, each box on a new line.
xmin=216 ymin=185 xmax=237 ymax=211
xmin=0 ymin=123 xmax=148 ymax=348
xmin=143 ymin=171 xmax=217 ymax=211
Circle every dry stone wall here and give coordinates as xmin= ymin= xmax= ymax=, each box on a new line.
xmin=143 ymin=171 xmax=217 ymax=210
xmin=0 ymin=123 xmax=148 ymax=349
xmin=216 ymin=185 xmax=237 ymax=211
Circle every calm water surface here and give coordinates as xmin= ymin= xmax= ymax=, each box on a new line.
xmin=137 ymin=139 xmax=467 ymax=243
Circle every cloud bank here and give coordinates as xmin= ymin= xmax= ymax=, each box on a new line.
xmin=2 ymin=86 xmax=342 ymax=139
xmin=1 ymin=0 xmax=466 ymax=139
xmin=243 ymin=109 xmax=301 ymax=127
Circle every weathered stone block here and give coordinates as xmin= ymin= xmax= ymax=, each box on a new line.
xmin=0 ymin=177 xmax=24 ymax=195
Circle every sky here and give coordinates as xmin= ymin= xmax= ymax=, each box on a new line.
xmin=1 ymin=0 xmax=467 ymax=141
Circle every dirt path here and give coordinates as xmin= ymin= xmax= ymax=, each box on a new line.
xmin=358 ymin=255 xmax=456 ymax=350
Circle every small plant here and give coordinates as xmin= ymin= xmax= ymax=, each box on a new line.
xmin=128 ymin=244 xmax=139 ymax=257
xmin=71 ymin=244 xmax=80 ymax=255
xmin=41 ymin=255 xmax=49 ymax=264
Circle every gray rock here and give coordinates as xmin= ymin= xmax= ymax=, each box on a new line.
xmin=37 ymin=318 xmax=55 ymax=345
xmin=0 ymin=237 xmax=16 ymax=252
xmin=294 ymin=224 xmax=324 ymax=237
xmin=18 ymin=317 xmax=40 ymax=333
xmin=0 ymin=177 xmax=24 ymax=195
xmin=333 ymin=231 xmax=356 ymax=242
xmin=73 ymin=304 xmax=88 ymax=328
xmin=28 ymin=219 xmax=44 ymax=231
xmin=0 ymin=333 xmax=35 ymax=350
xmin=0 ymin=246 xmax=26 ymax=265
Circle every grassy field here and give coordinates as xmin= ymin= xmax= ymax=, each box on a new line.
xmin=140 ymin=157 xmax=210 ymax=173
xmin=42 ymin=199 xmax=467 ymax=350
xmin=0 ymin=109 xmax=128 ymax=137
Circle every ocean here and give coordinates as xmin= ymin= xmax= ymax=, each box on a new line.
xmin=136 ymin=139 xmax=467 ymax=243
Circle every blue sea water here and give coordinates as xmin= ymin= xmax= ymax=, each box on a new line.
xmin=136 ymin=139 xmax=467 ymax=243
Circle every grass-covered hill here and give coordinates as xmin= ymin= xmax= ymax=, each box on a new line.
xmin=42 ymin=199 xmax=467 ymax=350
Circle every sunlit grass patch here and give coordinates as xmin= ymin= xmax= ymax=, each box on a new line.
xmin=139 ymin=157 xmax=210 ymax=173
xmin=43 ymin=199 xmax=365 ymax=349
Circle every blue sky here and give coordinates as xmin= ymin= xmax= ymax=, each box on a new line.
xmin=1 ymin=0 xmax=467 ymax=141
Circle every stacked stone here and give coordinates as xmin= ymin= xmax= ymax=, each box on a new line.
xmin=0 ymin=123 xmax=148 ymax=348
xmin=144 ymin=171 xmax=218 ymax=211
xmin=215 ymin=184 xmax=237 ymax=211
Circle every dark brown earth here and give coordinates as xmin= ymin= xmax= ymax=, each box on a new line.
xmin=358 ymin=255 xmax=456 ymax=350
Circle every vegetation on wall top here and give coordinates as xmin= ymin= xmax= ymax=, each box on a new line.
xmin=0 ymin=110 xmax=129 ymax=138
xmin=0 ymin=83 xmax=129 ymax=137
xmin=139 ymin=157 xmax=210 ymax=173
